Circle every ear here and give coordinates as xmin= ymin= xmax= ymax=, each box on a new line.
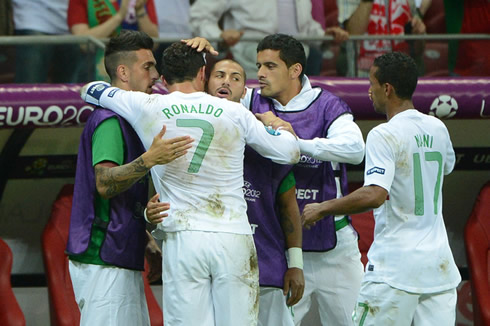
xmin=199 ymin=66 xmax=206 ymax=82
xmin=289 ymin=63 xmax=302 ymax=80
xmin=385 ymin=83 xmax=395 ymax=97
xmin=116 ymin=64 xmax=129 ymax=83
xmin=240 ymin=86 xmax=247 ymax=99
xmin=161 ymin=76 xmax=169 ymax=89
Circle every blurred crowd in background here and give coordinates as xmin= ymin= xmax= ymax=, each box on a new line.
xmin=0 ymin=0 xmax=489 ymax=84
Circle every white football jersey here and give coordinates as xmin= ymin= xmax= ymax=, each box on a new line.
xmin=363 ymin=109 xmax=461 ymax=293
xmin=82 ymin=83 xmax=300 ymax=235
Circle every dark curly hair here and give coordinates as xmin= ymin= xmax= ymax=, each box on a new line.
xmin=373 ymin=52 xmax=418 ymax=100
xmin=160 ymin=42 xmax=206 ymax=85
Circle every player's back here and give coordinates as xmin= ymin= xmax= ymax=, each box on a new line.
xmin=148 ymin=91 xmax=256 ymax=234
xmin=365 ymin=109 xmax=460 ymax=292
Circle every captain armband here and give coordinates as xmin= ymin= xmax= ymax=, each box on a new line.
xmin=287 ymin=247 xmax=304 ymax=270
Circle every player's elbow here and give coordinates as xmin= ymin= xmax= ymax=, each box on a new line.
xmin=350 ymin=140 xmax=366 ymax=165
xmin=363 ymin=185 xmax=388 ymax=208
xmin=289 ymin=147 xmax=300 ymax=164
xmin=96 ymin=184 xmax=112 ymax=200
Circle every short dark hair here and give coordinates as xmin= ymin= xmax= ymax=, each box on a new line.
xmin=373 ymin=52 xmax=418 ymax=100
xmin=160 ymin=42 xmax=206 ymax=85
xmin=104 ymin=30 xmax=154 ymax=80
xmin=257 ymin=34 xmax=307 ymax=79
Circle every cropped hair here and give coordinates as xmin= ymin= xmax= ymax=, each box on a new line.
xmin=373 ymin=52 xmax=418 ymax=100
xmin=160 ymin=42 xmax=206 ymax=85
xmin=257 ymin=34 xmax=306 ymax=79
xmin=104 ymin=30 xmax=154 ymax=80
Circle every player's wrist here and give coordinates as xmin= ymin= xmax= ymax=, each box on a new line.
xmin=287 ymin=247 xmax=303 ymax=270
xmin=140 ymin=152 xmax=155 ymax=170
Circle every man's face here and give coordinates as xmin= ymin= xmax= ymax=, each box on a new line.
xmin=127 ymin=49 xmax=159 ymax=94
xmin=207 ymin=60 xmax=246 ymax=103
xmin=256 ymin=49 xmax=291 ymax=99
xmin=368 ymin=65 xmax=386 ymax=115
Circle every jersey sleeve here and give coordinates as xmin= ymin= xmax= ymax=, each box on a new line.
xmin=298 ymin=114 xmax=365 ymax=164
xmin=92 ymin=117 xmax=125 ymax=166
xmin=239 ymin=105 xmax=300 ymax=165
xmin=363 ymin=127 xmax=396 ymax=192
xmin=278 ymin=170 xmax=296 ymax=195
xmin=443 ymin=127 xmax=456 ymax=175
xmin=81 ymin=81 xmax=148 ymax=128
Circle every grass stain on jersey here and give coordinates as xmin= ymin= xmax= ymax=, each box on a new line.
xmin=439 ymin=258 xmax=449 ymax=275
xmin=244 ymin=236 xmax=259 ymax=321
xmin=173 ymin=208 xmax=193 ymax=229
xmin=204 ymin=193 xmax=225 ymax=218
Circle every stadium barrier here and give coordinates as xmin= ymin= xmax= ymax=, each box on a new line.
xmin=0 ymin=77 xmax=488 ymax=129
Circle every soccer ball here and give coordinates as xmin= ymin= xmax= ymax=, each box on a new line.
xmin=429 ymin=95 xmax=458 ymax=119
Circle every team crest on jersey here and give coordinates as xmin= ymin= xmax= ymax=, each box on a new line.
xmin=264 ymin=126 xmax=281 ymax=136
xmin=367 ymin=167 xmax=385 ymax=175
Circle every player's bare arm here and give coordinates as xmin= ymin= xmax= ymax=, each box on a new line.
xmin=145 ymin=230 xmax=162 ymax=283
xmin=302 ymin=185 xmax=387 ymax=227
xmin=95 ymin=125 xmax=194 ymax=199
xmin=278 ymin=186 xmax=305 ymax=306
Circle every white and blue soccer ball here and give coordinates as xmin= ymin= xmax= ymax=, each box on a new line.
xmin=429 ymin=95 xmax=458 ymax=119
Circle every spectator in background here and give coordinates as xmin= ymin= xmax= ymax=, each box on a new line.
xmin=189 ymin=0 xmax=348 ymax=78
xmin=67 ymin=0 xmax=158 ymax=80
xmin=12 ymin=0 xmax=81 ymax=83
xmin=337 ymin=0 xmax=431 ymax=77
xmin=0 ymin=0 xmax=13 ymax=36
xmin=453 ymin=0 xmax=490 ymax=76
xmin=153 ymin=0 xmax=192 ymax=73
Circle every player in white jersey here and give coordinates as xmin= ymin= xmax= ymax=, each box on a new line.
xmin=302 ymin=52 xmax=461 ymax=325
xmin=81 ymin=41 xmax=300 ymax=326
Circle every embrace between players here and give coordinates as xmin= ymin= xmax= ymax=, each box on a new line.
xmin=70 ymin=30 xmax=460 ymax=326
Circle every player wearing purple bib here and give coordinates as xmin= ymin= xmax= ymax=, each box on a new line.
xmin=241 ymin=34 xmax=366 ymax=326
xmin=210 ymin=59 xmax=305 ymax=326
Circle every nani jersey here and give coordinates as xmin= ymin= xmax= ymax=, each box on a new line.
xmin=363 ymin=109 xmax=461 ymax=293
xmin=82 ymin=82 xmax=300 ymax=236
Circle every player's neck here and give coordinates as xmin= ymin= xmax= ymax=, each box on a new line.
xmin=167 ymin=80 xmax=204 ymax=94
xmin=386 ymin=99 xmax=415 ymax=121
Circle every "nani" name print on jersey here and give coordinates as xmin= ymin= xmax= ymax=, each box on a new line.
xmin=414 ymin=134 xmax=434 ymax=148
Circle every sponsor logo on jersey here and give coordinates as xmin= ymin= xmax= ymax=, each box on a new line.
xmin=250 ymin=223 xmax=258 ymax=234
xmin=108 ymin=88 xmax=119 ymax=98
xmin=243 ymin=180 xmax=261 ymax=202
xmin=297 ymin=154 xmax=322 ymax=168
xmin=296 ymin=188 xmax=319 ymax=200
xmin=366 ymin=167 xmax=385 ymax=175
xmin=88 ymin=83 xmax=109 ymax=100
